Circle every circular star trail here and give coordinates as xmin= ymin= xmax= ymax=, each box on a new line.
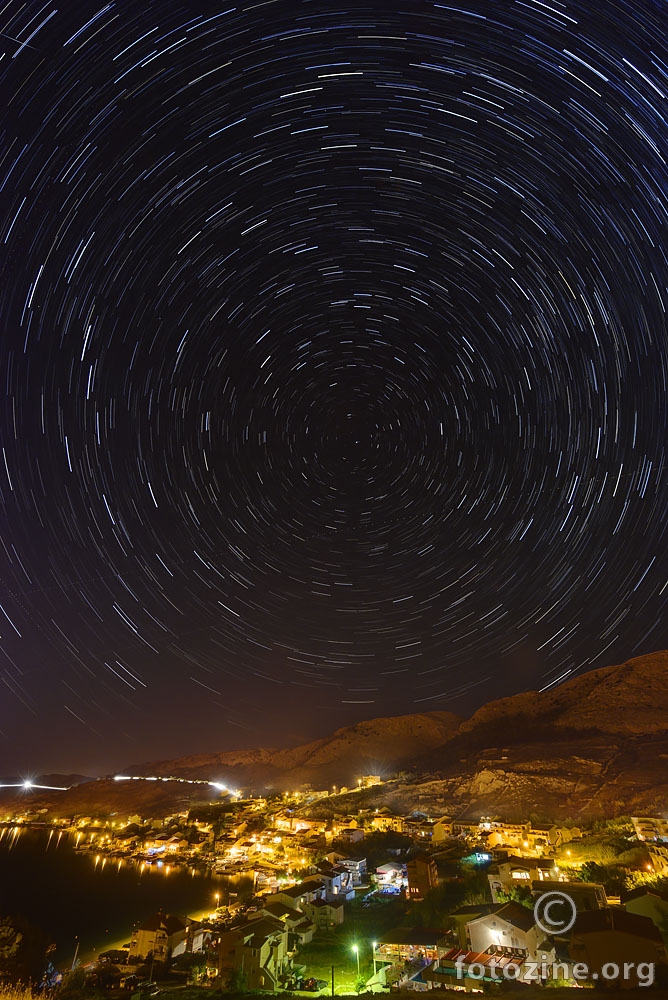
xmin=1 ymin=0 xmax=668 ymax=769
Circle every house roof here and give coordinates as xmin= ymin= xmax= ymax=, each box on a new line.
xmin=574 ymin=908 xmax=663 ymax=942
xmin=262 ymin=901 xmax=300 ymax=920
xmin=623 ymin=886 xmax=668 ymax=904
xmin=532 ymin=879 xmax=605 ymax=894
xmin=138 ymin=911 xmax=186 ymax=934
xmin=494 ymin=855 xmax=554 ymax=871
xmin=295 ymin=918 xmax=315 ymax=932
xmin=279 ymin=878 xmax=323 ymax=898
xmin=238 ymin=915 xmax=285 ymax=944
xmin=309 ymin=897 xmax=345 ymax=910
xmin=451 ymin=904 xmax=500 ymax=919
xmin=493 ymin=901 xmax=537 ymax=932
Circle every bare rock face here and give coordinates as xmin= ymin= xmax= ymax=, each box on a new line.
xmin=402 ymin=651 xmax=668 ymax=820
xmin=457 ymin=649 xmax=668 ymax=741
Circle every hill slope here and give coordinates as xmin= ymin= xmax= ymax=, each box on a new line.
xmin=457 ymin=648 xmax=668 ymax=741
xmin=7 ymin=651 xmax=668 ymax=821
xmin=401 ymin=650 xmax=668 ymax=819
xmin=126 ymin=710 xmax=461 ymax=789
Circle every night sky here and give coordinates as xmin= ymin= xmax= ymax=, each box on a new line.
xmin=1 ymin=0 xmax=668 ymax=774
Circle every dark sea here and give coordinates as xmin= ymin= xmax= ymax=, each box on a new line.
xmin=0 ymin=828 xmax=251 ymax=967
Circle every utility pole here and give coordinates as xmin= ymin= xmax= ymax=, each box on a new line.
xmin=331 ymin=965 xmax=335 ymax=996
xmin=71 ymin=937 xmax=80 ymax=971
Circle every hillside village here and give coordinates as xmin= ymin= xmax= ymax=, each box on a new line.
xmin=6 ymin=777 xmax=668 ymax=994
xmin=6 ymin=653 xmax=668 ymax=992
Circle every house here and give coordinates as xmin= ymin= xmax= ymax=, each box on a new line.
xmin=338 ymin=827 xmax=364 ymax=844
xmin=450 ymin=904 xmax=499 ymax=950
xmin=261 ymin=901 xmax=307 ymax=931
xmin=432 ymin=818 xmax=453 ymax=843
xmin=314 ymin=860 xmax=355 ymax=900
xmin=143 ymin=833 xmax=189 ymax=855
xmin=374 ymin=928 xmax=448 ymax=968
xmin=187 ymin=923 xmax=219 ymax=980
xmin=339 ymin=856 xmax=367 ymax=885
xmin=522 ymin=824 xmax=580 ymax=853
xmin=129 ymin=910 xmax=188 ymax=962
xmin=407 ymin=853 xmax=438 ymax=901
xmin=623 ymin=886 xmax=668 ymax=934
xmin=189 ymin=922 xmax=216 ymax=954
xmin=371 ymin=810 xmax=404 ymax=833
xmin=304 ymin=897 xmax=345 ymax=930
xmin=217 ymin=914 xmax=290 ymax=991
xmin=466 ymin=902 xmax=552 ymax=962
xmin=632 ymin=816 xmax=668 ymax=842
xmin=531 ymin=879 xmax=607 ymax=914
xmin=274 ymin=878 xmax=324 ymax=911
xmin=291 ymin=917 xmax=316 ymax=948
xmin=261 ymin=902 xmax=316 ymax=948
xmin=376 ymin=861 xmax=405 ymax=885
xmin=648 ymin=844 xmax=668 ymax=874
xmin=359 ymin=775 xmax=382 ymax=788
xmin=481 ymin=820 xmax=531 ymax=851
xmin=488 ymin=856 xmax=557 ymax=900
xmin=451 ymin=820 xmax=474 ymax=838
xmin=403 ymin=817 xmax=434 ymax=839
xmin=423 ymin=946 xmax=536 ymax=992
xmin=569 ymin=908 xmax=667 ymax=987
xmin=275 ymin=815 xmax=326 ymax=835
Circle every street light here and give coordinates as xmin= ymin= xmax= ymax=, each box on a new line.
xmin=372 ymin=942 xmax=378 ymax=977
xmin=352 ymin=944 xmax=360 ymax=976
xmin=71 ymin=937 xmax=80 ymax=971
xmin=214 ymin=892 xmax=220 ymax=910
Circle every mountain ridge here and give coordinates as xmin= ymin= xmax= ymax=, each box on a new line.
xmin=5 ymin=650 xmax=668 ymax=820
xmin=124 ymin=710 xmax=462 ymax=787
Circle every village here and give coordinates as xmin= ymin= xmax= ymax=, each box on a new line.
xmin=5 ymin=778 xmax=668 ymax=993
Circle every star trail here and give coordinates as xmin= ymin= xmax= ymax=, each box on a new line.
xmin=1 ymin=0 xmax=668 ymax=771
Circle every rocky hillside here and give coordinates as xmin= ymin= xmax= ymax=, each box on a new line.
xmin=397 ymin=650 xmax=668 ymax=820
xmin=125 ymin=711 xmax=461 ymax=789
xmin=7 ymin=651 xmax=668 ymax=821
xmin=457 ymin=648 xmax=668 ymax=741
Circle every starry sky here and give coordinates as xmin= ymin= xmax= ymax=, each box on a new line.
xmin=1 ymin=0 xmax=668 ymax=774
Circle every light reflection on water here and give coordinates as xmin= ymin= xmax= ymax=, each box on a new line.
xmin=0 ymin=826 xmax=253 ymax=964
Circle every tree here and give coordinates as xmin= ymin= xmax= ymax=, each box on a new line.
xmin=408 ymin=880 xmax=468 ymax=927
xmin=225 ymin=968 xmax=248 ymax=993
xmin=0 ymin=915 xmax=50 ymax=984
xmin=354 ymin=974 xmax=367 ymax=993
xmin=173 ymin=953 xmax=208 ymax=984
xmin=577 ymin=862 xmax=627 ymax=897
xmin=495 ymin=884 xmax=533 ymax=909
xmin=461 ymin=869 xmax=492 ymax=905
xmin=56 ymin=967 xmax=87 ymax=1000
